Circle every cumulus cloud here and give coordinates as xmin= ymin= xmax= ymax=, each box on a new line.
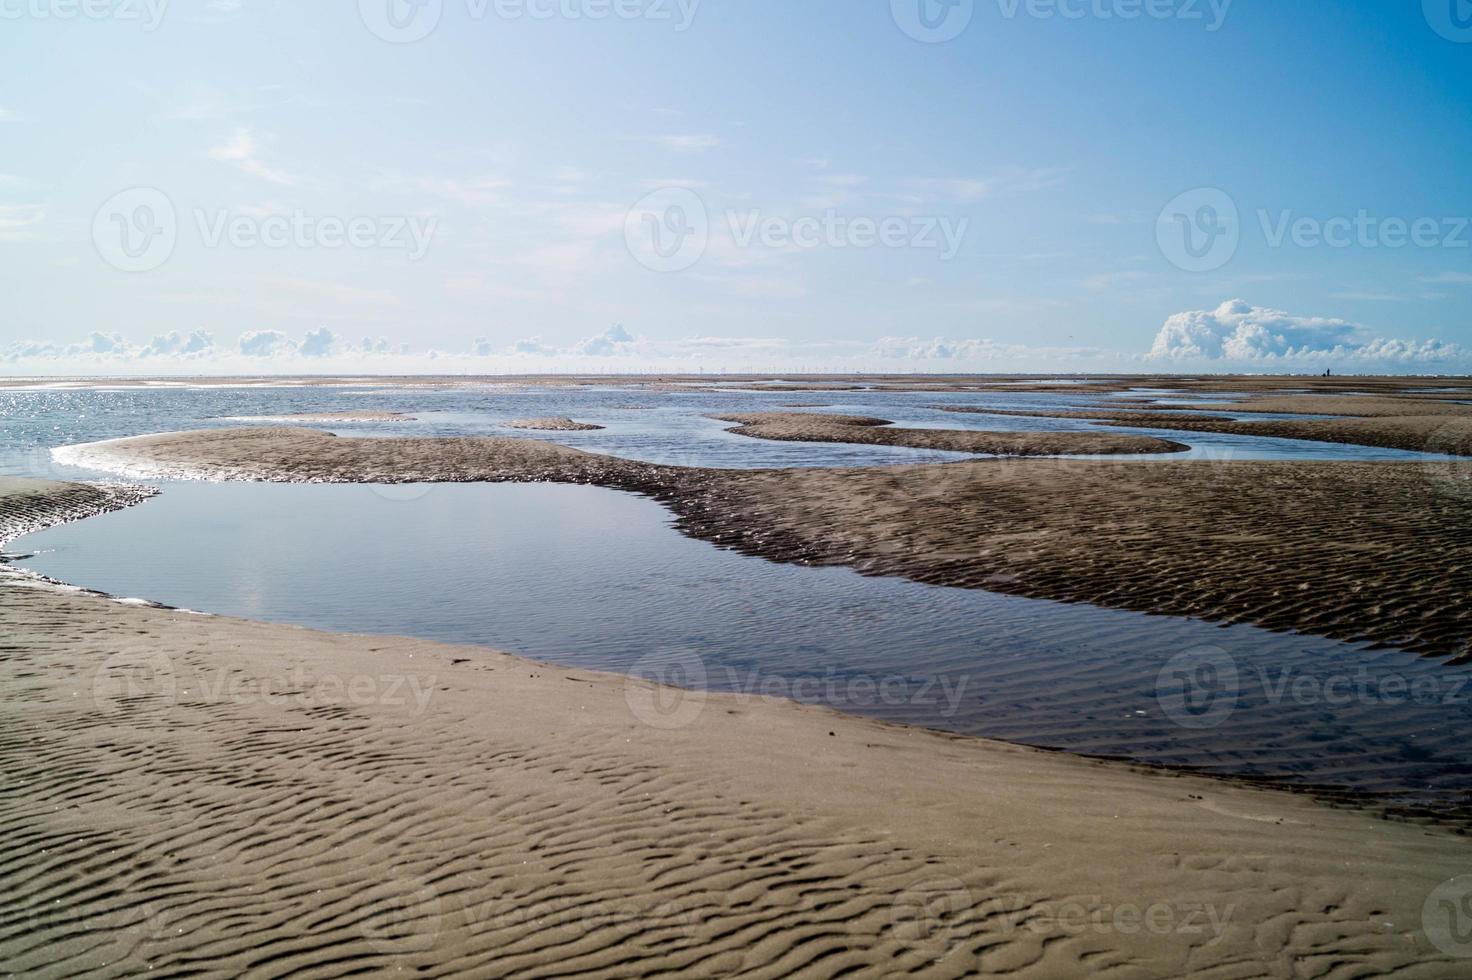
xmin=572 ymin=324 xmax=636 ymax=357
xmin=4 ymin=330 xmax=209 ymax=363
xmin=141 ymin=330 xmax=214 ymax=358
xmin=472 ymin=327 xmax=637 ymax=359
xmin=297 ymin=327 xmax=336 ymax=358
xmin=2 ymin=327 xmax=399 ymax=367
xmin=3 ymin=339 xmax=63 ymax=361
xmin=472 ymin=335 xmax=554 ymax=357
xmin=237 ymin=329 xmax=297 ymax=358
xmin=511 ymin=337 xmax=555 ymax=355
xmin=1150 ymin=300 xmax=1463 ymax=364
xmin=75 ymin=332 xmax=127 ymax=355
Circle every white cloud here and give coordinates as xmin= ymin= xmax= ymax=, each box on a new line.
xmin=1150 ymin=300 xmax=1464 ymax=364
xmin=0 ymin=203 xmax=45 ymax=241
xmin=141 ymin=330 xmax=214 ymax=357
xmin=75 ymin=332 xmax=127 ymax=355
xmin=471 ymin=330 xmax=627 ymax=359
xmin=298 ymin=327 xmax=336 ymax=358
xmin=238 ymin=329 xmax=297 ymax=357
xmin=209 ymin=127 xmax=298 ymax=185
xmin=572 ymin=324 xmax=636 ymax=356
xmin=3 ymin=340 xmax=64 ymax=360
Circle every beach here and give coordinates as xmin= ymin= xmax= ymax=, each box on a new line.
xmin=1 ymin=478 xmax=1468 ymax=977
xmin=4 ymin=377 xmax=1472 ymax=977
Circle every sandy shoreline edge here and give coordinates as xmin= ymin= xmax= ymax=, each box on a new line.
xmin=3 ymin=477 xmax=1472 ymax=976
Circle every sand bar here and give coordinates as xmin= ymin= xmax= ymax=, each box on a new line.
xmin=50 ymin=427 xmax=1472 ymax=660
xmin=940 ymin=406 xmax=1472 ymax=457
xmin=504 ymin=417 xmax=606 ymax=431
xmin=711 ymin=412 xmax=1188 ymax=456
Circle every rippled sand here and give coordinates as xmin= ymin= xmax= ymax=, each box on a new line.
xmin=1 ymin=479 xmax=1467 ymax=977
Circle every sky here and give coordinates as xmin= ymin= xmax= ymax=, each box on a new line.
xmin=1 ymin=0 xmax=1471 ymax=375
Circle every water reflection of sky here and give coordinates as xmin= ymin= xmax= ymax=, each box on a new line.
xmin=10 ymin=480 xmax=1470 ymax=813
xmin=1 ymin=383 xmax=1458 ymax=479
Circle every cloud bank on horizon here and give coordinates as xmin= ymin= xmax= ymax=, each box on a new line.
xmin=3 ymin=302 xmax=1465 ymax=375
xmin=1147 ymin=301 xmax=1465 ymax=367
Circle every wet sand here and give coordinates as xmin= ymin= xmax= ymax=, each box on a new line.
xmin=1 ymin=479 xmax=1468 ymax=977
xmin=0 ymin=477 xmax=157 ymax=541
xmin=941 ymin=406 xmax=1472 ymax=457
xmin=711 ymin=412 xmax=1188 ymax=456
xmin=54 ymin=427 xmax=1472 ymax=660
xmin=504 ymin=417 xmax=606 ymax=431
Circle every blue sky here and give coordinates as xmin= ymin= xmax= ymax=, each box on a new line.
xmin=1 ymin=0 xmax=1470 ymax=373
